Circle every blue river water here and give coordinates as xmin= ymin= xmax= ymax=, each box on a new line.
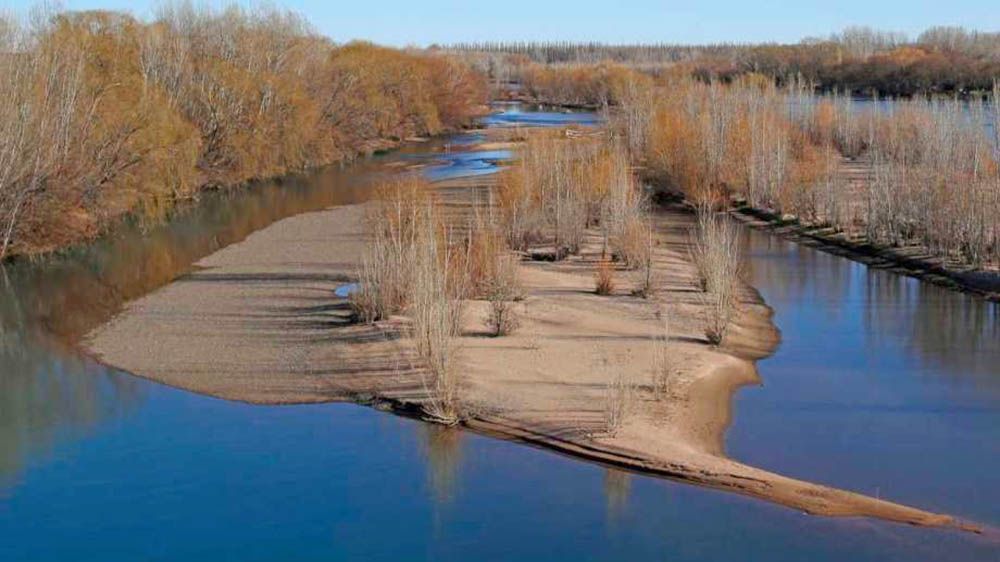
xmin=731 ymin=230 xmax=1000 ymax=527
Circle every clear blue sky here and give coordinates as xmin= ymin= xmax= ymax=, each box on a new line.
xmin=10 ymin=0 xmax=1000 ymax=46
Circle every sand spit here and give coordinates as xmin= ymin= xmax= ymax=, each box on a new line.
xmin=83 ymin=185 xmax=981 ymax=533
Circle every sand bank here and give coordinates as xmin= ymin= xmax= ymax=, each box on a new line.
xmin=84 ymin=187 xmax=979 ymax=532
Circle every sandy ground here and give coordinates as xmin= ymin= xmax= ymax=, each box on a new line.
xmin=83 ymin=171 xmax=980 ymax=532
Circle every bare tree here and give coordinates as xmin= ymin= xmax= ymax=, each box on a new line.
xmin=692 ymin=210 xmax=741 ymax=345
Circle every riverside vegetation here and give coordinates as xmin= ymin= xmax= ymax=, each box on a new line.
xmin=348 ymin=50 xmax=998 ymax=432
xmin=352 ymin=129 xmax=743 ymax=427
xmin=0 ymin=4 xmax=485 ymax=260
xmin=469 ymin=60 xmax=999 ymax=279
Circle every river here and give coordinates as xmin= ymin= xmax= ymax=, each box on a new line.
xmin=0 ymin=104 xmax=997 ymax=561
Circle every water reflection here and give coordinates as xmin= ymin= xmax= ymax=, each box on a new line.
xmin=603 ymin=468 xmax=632 ymax=523
xmin=862 ymin=272 xmax=999 ymax=386
xmin=480 ymin=103 xmax=603 ymax=128
xmin=419 ymin=425 xmax=464 ymax=506
xmin=2 ymin=165 xmax=385 ymax=343
xmin=733 ymin=225 xmax=1000 ymax=525
xmin=741 ymin=229 xmax=1000 ymax=384
xmin=0 ymin=158 xmax=389 ymax=494
xmin=0 ymin=272 xmax=143 ymax=489
xmin=418 ymin=149 xmax=514 ymax=182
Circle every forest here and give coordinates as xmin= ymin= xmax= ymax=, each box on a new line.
xmin=0 ymin=5 xmax=486 ymax=260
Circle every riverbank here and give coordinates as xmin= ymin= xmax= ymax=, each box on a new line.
xmin=0 ymin=118 xmax=488 ymax=266
xmin=730 ymin=206 xmax=1000 ymax=302
xmin=82 ymin=149 xmax=982 ymax=533
xmin=722 ymin=151 xmax=1000 ymax=302
xmin=0 ymin=8 xmax=488 ymax=262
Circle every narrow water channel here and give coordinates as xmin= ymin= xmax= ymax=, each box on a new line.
xmin=1 ymin=105 xmax=997 ymax=561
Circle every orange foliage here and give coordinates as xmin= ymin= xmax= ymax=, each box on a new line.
xmin=322 ymin=42 xmax=485 ymax=153
xmin=520 ymin=63 xmax=652 ymax=107
xmin=0 ymin=7 xmax=486 ymax=259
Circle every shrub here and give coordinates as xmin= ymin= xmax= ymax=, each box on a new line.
xmin=691 ymin=210 xmax=741 ymax=345
xmin=651 ymin=312 xmax=675 ymax=399
xmin=483 ymin=253 xmax=522 ymax=337
xmin=594 ymin=258 xmax=616 ymax=295
xmin=0 ymin=5 xmax=487 ymax=260
xmin=497 ymin=134 xmax=605 ymax=257
xmin=351 ymin=176 xmax=432 ymax=322
xmin=604 ymin=369 xmax=636 ymax=435
xmin=350 ymin=176 xmax=466 ymax=423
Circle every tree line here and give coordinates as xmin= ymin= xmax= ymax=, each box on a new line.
xmin=0 ymin=4 xmax=486 ymax=260
xmin=448 ymin=26 xmax=1000 ymax=96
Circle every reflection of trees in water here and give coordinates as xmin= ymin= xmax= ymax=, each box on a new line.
xmin=740 ymin=229 xmax=854 ymax=324
xmin=603 ymin=468 xmax=631 ymax=522
xmin=741 ymin=226 xmax=999 ymax=385
xmin=419 ymin=425 xmax=463 ymax=505
xmin=2 ymin=165 xmax=374 ymax=343
xmin=863 ymin=273 xmax=1000 ymax=383
xmin=0 ymin=269 xmax=144 ymax=489
xmin=739 ymin=230 xmax=818 ymax=301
